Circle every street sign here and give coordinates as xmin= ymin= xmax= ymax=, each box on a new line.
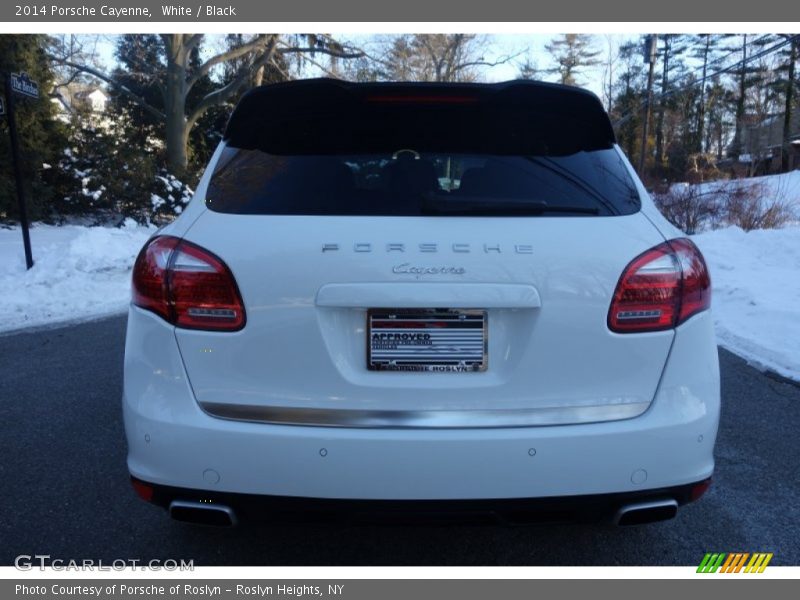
xmin=3 ymin=73 xmax=35 ymax=269
xmin=10 ymin=72 xmax=39 ymax=99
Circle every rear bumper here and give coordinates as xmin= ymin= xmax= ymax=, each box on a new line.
xmin=134 ymin=476 xmax=711 ymax=525
xmin=124 ymin=307 xmax=720 ymax=501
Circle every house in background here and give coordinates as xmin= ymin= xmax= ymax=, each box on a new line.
xmin=52 ymin=84 xmax=110 ymax=126
xmin=728 ymin=109 xmax=800 ymax=176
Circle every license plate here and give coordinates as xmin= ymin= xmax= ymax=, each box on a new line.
xmin=367 ymin=309 xmax=487 ymax=372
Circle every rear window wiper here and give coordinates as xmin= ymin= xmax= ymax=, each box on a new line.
xmin=420 ymin=195 xmax=600 ymax=216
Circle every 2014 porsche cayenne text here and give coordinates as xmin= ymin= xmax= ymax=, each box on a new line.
xmin=123 ymin=79 xmax=719 ymax=526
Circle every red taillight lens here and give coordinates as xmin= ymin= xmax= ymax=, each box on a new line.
xmin=131 ymin=236 xmax=179 ymax=321
xmin=608 ymin=238 xmax=711 ymax=333
xmin=132 ymin=236 xmax=245 ymax=331
xmin=670 ymin=238 xmax=712 ymax=324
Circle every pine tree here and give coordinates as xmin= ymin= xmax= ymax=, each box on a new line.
xmin=704 ymin=76 xmax=734 ymax=160
xmin=516 ymin=58 xmax=539 ymax=80
xmin=107 ymin=34 xmax=163 ymax=153
xmin=728 ymin=35 xmax=772 ymax=158
xmin=544 ymin=34 xmax=600 ymax=87
xmin=654 ymin=35 xmax=689 ymax=171
xmin=773 ymin=35 xmax=799 ymax=171
xmin=664 ymin=70 xmax=702 ymax=179
xmin=689 ymin=34 xmax=728 ymax=154
xmin=609 ymin=41 xmax=647 ymax=168
xmin=380 ymin=35 xmax=498 ymax=83
xmin=0 ymin=35 xmax=68 ymax=222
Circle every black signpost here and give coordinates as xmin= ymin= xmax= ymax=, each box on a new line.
xmin=3 ymin=71 xmax=39 ymax=270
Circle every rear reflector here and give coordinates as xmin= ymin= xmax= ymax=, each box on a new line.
xmin=689 ymin=478 xmax=712 ymax=502
xmin=608 ymin=238 xmax=711 ymax=333
xmin=130 ymin=477 xmax=154 ymax=503
xmin=132 ymin=236 xmax=245 ymax=331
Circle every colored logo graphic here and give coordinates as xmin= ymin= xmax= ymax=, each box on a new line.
xmin=697 ymin=553 xmax=773 ymax=573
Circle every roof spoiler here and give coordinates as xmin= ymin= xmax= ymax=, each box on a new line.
xmin=224 ymin=78 xmax=617 ymax=155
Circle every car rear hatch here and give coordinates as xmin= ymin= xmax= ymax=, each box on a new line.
xmin=173 ymin=79 xmax=673 ymax=428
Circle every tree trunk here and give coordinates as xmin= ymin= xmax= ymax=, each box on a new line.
xmin=731 ymin=35 xmax=747 ymax=158
xmin=655 ymin=36 xmax=671 ymax=170
xmin=53 ymin=33 xmax=348 ymax=179
xmin=163 ymin=35 xmax=190 ymax=175
xmin=781 ymin=38 xmax=797 ymax=172
xmin=696 ymin=35 xmax=710 ymax=154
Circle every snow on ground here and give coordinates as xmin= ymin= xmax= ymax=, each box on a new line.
xmin=0 ymin=220 xmax=155 ymax=333
xmin=692 ymin=225 xmax=800 ymax=381
xmin=693 ymin=169 xmax=800 ymax=219
xmin=0 ymin=218 xmax=798 ymax=381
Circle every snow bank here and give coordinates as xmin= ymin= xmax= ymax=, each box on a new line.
xmin=0 ymin=221 xmax=155 ymax=333
xmin=692 ymin=225 xmax=800 ymax=381
xmin=693 ymin=170 xmax=800 ymax=219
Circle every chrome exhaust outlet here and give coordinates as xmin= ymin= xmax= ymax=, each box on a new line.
xmin=169 ymin=500 xmax=237 ymax=527
xmin=613 ymin=499 xmax=678 ymax=526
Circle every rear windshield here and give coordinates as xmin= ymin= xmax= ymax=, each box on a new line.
xmin=207 ymin=148 xmax=640 ymax=217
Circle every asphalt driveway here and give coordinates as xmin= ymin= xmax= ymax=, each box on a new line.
xmin=0 ymin=315 xmax=797 ymax=565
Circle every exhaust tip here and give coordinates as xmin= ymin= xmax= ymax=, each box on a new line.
xmin=614 ymin=499 xmax=678 ymax=526
xmin=169 ymin=500 xmax=237 ymax=527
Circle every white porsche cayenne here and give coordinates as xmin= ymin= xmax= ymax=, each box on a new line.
xmin=123 ymin=79 xmax=719 ymax=527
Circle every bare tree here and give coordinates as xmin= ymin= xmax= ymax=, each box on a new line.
xmin=49 ymin=34 xmax=363 ymax=174
xmin=780 ymin=35 xmax=798 ymax=171
xmin=653 ymin=184 xmax=723 ymax=234
xmin=654 ymin=35 xmax=689 ymax=169
xmin=380 ymin=34 xmax=519 ymax=82
xmin=516 ymin=57 xmax=540 ymax=80
xmin=600 ymin=35 xmax=621 ymax=111
xmin=47 ymin=34 xmax=105 ymax=110
xmin=655 ymin=177 xmax=793 ymax=233
xmin=724 ymin=181 xmax=792 ymax=230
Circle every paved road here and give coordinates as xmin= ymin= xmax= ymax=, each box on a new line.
xmin=1 ymin=315 xmax=798 ymax=566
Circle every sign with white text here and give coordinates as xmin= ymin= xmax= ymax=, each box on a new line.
xmin=10 ymin=72 xmax=39 ymax=99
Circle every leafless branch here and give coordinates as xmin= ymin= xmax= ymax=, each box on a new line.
xmin=277 ymin=42 xmax=364 ymax=60
xmin=186 ymin=37 xmax=279 ymax=132
xmin=268 ymin=57 xmax=294 ymax=82
xmin=187 ymin=34 xmax=276 ymax=92
xmin=288 ymin=52 xmax=344 ymax=79
xmin=454 ymin=53 xmax=524 ymax=72
xmin=47 ymin=57 xmax=166 ymax=121
xmin=50 ymin=68 xmax=84 ymax=93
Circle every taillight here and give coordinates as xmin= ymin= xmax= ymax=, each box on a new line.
xmin=132 ymin=236 xmax=245 ymax=331
xmin=608 ymin=238 xmax=710 ymax=333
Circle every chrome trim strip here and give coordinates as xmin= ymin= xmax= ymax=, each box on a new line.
xmin=198 ymin=401 xmax=650 ymax=429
